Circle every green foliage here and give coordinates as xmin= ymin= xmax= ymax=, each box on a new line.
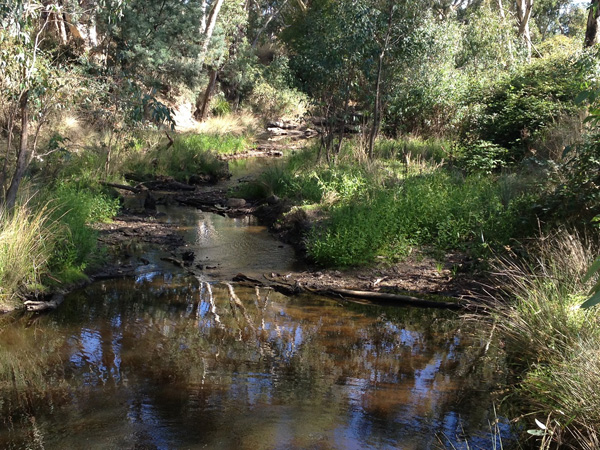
xmin=210 ymin=94 xmax=232 ymax=117
xmin=42 ymin=181 xmax=119 ymax=278
xmin=373 ymin=137 xmax=453 ymax=162
xmin=582 ymin=254 xmax=600 ymax=308
xmin=306 ymin=170 xmax=538 ymax=266
xmin=538 ymin=48 xmax=600 ymax=225
xmin=493 ymin=231 xmax=600 ymax=443
xmin=148 ymin=134 xmax=240 ymax=182
xmin=106 ymin=0 xmax=204 ymax=87
xmin=0 ymin=203 xmax=56 ymax=308
xmin=473 ymin=51 xmax=584 ymax=155
xmin=384 ymin=14 xmax=466 ymax=137
xmin=248 ymin=80 xmax=308 ymax=118
xmin=457 ymin=140 xmax=510 ymax=174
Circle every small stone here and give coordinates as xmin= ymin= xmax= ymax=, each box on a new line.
xmin=227 ymin=198 xmax=246 ymax=208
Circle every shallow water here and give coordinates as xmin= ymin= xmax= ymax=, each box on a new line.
xmin=0 ymin=192 xmax=511 ymax=449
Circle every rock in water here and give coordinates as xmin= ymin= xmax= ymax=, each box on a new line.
xmin=227 ymin=198 xmax=246 ymax=208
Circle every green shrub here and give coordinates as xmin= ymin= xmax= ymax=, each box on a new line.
xmin=210 ymin=94 xmax=232 ymax=117
xmin=457 ymin=140 xmax=510 ymax=174
xmin=154 ymin=134 xmax=240 ymax=181
xmin=247 ymin=81 xmax=308 ymax=119
xmin=473 ymin=52 xmax=584 ymax=157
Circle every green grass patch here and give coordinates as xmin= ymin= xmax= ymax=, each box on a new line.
xmin=40 ymin=181 xmax=120 ymax=283
xmin=0 ymin=203 xmax=57 ymax=309
xmin=306 ymin=171 xmax=538 ymax=266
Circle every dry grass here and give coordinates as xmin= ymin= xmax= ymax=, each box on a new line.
xmin=0 ymin=202 xmax=57 ymax=310
xmin=491 ymin=229 xmax=600 ymax=448
xmin=194 ymin=112 xmax=260 ymax=137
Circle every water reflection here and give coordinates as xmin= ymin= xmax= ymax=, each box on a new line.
xmin=0 ymin=276 xmax=511 ymax=449
xmin=159 ymin=207 xmax=305 ymax=280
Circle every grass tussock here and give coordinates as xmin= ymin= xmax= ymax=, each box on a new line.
xmin=192 ymin=112 xmax=259 ymax=137
xmin=492 ymin=230 xmax=600 ymax=447
xmin=0 ymin=203 xmax=57 ymax=310
xmin=0 ymin=182 xmax=119 ymax=309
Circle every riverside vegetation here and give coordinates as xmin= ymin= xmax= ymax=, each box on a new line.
xmin=2 ymin=0 xmax=600 ymax=447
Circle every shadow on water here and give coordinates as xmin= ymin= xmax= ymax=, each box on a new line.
xmin=0 ymin=184 xmax=514 ymax=449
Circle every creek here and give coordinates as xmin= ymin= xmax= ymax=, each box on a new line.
xmin=0 ymin=156 xmax=513 ymax=449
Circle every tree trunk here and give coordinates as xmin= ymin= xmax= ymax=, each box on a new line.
xmin=201 ymin=0 xmax=225 ymax=60
xmin=497 ymin=0 xmax=514 ymax=64
xmin=368 ymin=5 xmax=394 ymax=160
xmin=0 ymin=111 xmax=16 ymax=198
xmin=63 ymin=0 xmax=99 ymax=51
xmin=4 ymin=91 xmax=30 ymax=210
xmin=585 ymin=0 xmax=600 ymax=47
xmin=200 ymin=0 xmax=208 ymax=36
xmin=195 ymin=68 xmax=218 ymax=121
xmin=516 ymin=0 xmax=533 ymax=61
xmin=367 ymin=54 xmax=383 ymax=160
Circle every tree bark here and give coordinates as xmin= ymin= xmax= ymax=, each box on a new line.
xmin=4 ymin=91 xmax=30 ymax=210
xmin=497 ymin=0 xmax=514 ymax=64
xmin=201 ymin=0 xmax=225 ymax=60
xmin=516 ymin=0 xmax=533 ymax=61
xmin=195 ymin=68 xmax=219 ymax=121
xmin=368 ymin=4 xmax=394 ymax=159
xmin=585 ymin=0 xmax=600 ymax=47
xmin=0 ymin=111 xmax=16 ymax=198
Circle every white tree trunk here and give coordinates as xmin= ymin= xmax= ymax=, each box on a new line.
xmin=201 ymin=0 xmax=225 ymax=61
xmin=516 ymin=0 xmax=533 ymax=61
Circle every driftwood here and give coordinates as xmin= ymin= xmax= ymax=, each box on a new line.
xmin=24 ymin=294 xmax=65 ymax=312
xmin=141 ymin=180 xmax=196 ymax=191
xmin=102 ymin=179 xmax=195 ymax=193
xmin=161 ymin=256 xmax=186 ymax=268
xmin=232 ymin=273 xmax=464 ymax=309
xmin=219 ymin=149 xmax=284 ymax=161
xmin=320 ymin=288 xmax=463 ymax=309
xmin=101 ymin=181 xmax=141 ymax=193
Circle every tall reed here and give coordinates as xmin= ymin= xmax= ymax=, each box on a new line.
xmin=492 ymin=230 xmax=600 ymax=448
xmin=0 ymin=203 xmax=57 ymax=310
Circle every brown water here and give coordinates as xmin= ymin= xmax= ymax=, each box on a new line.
xmin=0 ymin=199 xmax=512 ymax=449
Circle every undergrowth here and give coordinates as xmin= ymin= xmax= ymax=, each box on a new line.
xmin=0 ymin=202 xmax=56 ymax=310
xmin=491 ymin=230 xmax=600 ymax=449
xmin=0 ymin=181 xmax=119 ymax=308
xmin=123 ymin=133 xmax=241 ymax=182
xmin=241 ymin=140 xmax=539 ymax=267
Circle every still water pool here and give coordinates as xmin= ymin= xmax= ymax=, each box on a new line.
xmin=0 ymin=209 xmax=511 ymax=449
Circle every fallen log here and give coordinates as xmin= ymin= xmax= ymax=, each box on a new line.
xmin=219 ymin=149 xmax=284 ymax=161
xmin=141 ymin=180 xmax=196 ymax=191
xmin=232 ymin=273 xmax=464 ymax=309
xmin=24 ymin=294 xmax=65 ymax=312
xmin=321 ymin=288 xmax=464 ymax=309
xmin=101 ymin=182 xmax=141 ymax=193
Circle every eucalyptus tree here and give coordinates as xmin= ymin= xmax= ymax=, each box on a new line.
xmin=283 ymin=0 xmax=377 ymax=161
xmin=283 ymin=0 xmax=425 ymax=160
xmin=0 ymin=0 xmax=65 ymax=209
xmin=585 ymin=0 xmax=600 ymax=46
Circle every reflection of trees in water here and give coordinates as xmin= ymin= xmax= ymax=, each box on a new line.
xmin=0 ymin=278 xmax=508 ymax=449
